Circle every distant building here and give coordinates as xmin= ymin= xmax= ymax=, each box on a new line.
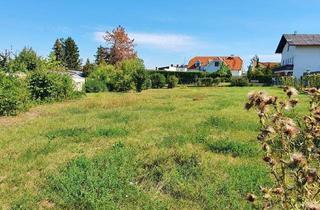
xmin=156 ymin=64 xmax=188 ymax=72
xmin=250 ymin=56 xmax=280 ymax=72
xmin=275 ymin=34 xmax=320 ymax=77
xmin=68 ymin=70 xmax=86 ymax=91
xmin=187 ymin=56 xmax=244 ymax=76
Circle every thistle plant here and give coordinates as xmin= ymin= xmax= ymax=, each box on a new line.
xmin=245 ymin=87 xmax=320 ymax=209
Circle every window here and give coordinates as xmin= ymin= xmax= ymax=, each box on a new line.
xmin=214 ymin=62 xmax=219 ymax=67
xmin=287 ymin=45 xmax=290 ymax=52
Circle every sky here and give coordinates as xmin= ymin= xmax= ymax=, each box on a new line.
xmin=1 ymin=0 xmax=320 ymax=69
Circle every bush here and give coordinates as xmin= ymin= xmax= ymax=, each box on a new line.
xmin=0 ymin=73 xmax=29 ymax=116
xmin=196 ymin=77 xmax=213 ymax=86
xmin=167 ymin=75 xmax=179 ymax=88
xmin=230 ymin=77 xmax=249 ymax=87
xmin=27 ymin=70 xmax=74 ymax=101
xmin=212 ymin=77 xmax=221 ymax=86
xmin=150 ymin=73 xmax=166 ymax=88
xmin=85 ymin=78 xmax=106 ymax=93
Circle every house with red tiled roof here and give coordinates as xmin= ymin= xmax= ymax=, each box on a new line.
xmin=188 ymin=56 xmax=244 ymax=76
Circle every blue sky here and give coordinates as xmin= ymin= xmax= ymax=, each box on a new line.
xmin=1 ymin=0 xmax=320 ymax=68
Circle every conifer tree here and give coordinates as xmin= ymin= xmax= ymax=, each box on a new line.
xmin=64 ymin=37 xmax=80 ymax=69
xmin=95 ymin=45 xmax=110 ymax=65
xmin=52 ymin=38 xmax=65 ymax=64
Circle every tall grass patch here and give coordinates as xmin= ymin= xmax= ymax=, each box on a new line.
xmin=45 ymin=143 xmax=164 ymax=209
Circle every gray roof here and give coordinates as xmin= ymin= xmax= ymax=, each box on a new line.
xmin=275 ymin=34 xmax=320 ymax=53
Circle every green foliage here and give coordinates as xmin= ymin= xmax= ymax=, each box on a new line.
xmin=64 ymin=37 xmax=81 ymax=70
xmin=85 ymin=78 xmax=106 ymax=93
xmin=196 ymin=77 xmax=214 ymax=86
xmin=0 ymin=73 xmax=29 ymax=116
xmin=52 ymin=38 xmax=65 ymax=64
xmin=86 ymin=58 xmax=147 ymax=93
xmin=216 ymin=63 xmax=232 ymax=78
xmin=230 ymin=77 xmax=249 ymax=87
xmin=27 ymin=70 xmax=74 ymax=101
xmin=150 ymin=73 xmax=166 ymax=88
xmin=167 ymin=75 xmax=179 ymax=88
xmin=303 ymin=74 xmax=320 ymax=88
xmin=95 ymin=46 xmax=110 ymax=65
xmin=8 ymin=47 xmax=41 ymax=72
xmin=82 ymin=59 xmax=96 ymax=77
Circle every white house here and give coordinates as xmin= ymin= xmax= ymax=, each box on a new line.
xmin=275 ymin=34 xmax=320 ymax=77
xmin=68 ymin=70 xmax=86 ymax=91
xmin=188 ymin=56 xmax=244 ymax=76
xmin=156 ymin=65 xmax=188 ymax=72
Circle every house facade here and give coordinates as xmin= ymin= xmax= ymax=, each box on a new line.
xmin=188 ymin=56 xmax=244 ymax=76
xmin=275 ymin=34 xmax=320 ymax=77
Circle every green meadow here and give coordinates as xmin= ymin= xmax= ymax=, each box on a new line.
xmin=0 ymin=87 xmax=309 ymax=209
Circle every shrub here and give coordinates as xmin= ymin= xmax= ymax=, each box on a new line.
xmin=27 ymin=70 xmax=74 ymax=101
xmin=196 ymin=77 xmax=213 ymax=87
xmin=230 ymin=77 xmax=249 ymax=87
xmin=167 ymin=75 xmax=179 ymax=88
xmin=245 ymin=87 xmax=320 ymax=209
xmin=85 ymin=78 xmax=106 ymax=93
xmin=150 ymin=73 xmax=166 ymax=88
xmin=0 ymin=73 xmax=29 ymax=116
xmin=212 ymin=77 xmax=221 ymax=86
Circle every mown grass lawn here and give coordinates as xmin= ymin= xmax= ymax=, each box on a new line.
xmin=0 ymin=86 xmax=309 ymax=209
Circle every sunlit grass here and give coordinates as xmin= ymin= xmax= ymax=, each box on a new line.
xmin=0 ymin=86 xmax=309 ymax=209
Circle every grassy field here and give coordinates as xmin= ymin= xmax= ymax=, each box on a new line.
xmin=0 ymin=87 xmax=309 ymax=209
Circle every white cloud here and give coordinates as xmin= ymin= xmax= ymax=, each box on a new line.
xmin=94 ymin=31 xmax=202 ymax=52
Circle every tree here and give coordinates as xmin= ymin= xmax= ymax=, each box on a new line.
xmin=103 ymin=26 xmax=137 ymax=64
xmin=216 ymin=63 xmax=232 ymax=78
xmin=52 ymin=38 xmax=65 ymax=64
xmin=82 ymin=59 xmax=96 ymax=77
xmin=95 ymin=45 xmax=110 ymax=65
xmin=14 ymin=47 xmax=40 ymax=71
xmin=64 ymin=37 xmax=80 ymax=70
xmin=0 ymin=49 xmax=13 ymax=69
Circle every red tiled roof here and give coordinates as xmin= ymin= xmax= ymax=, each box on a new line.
xmin=188 ymin=56 xmax=243 ymax=71
xmin=258 ymin=62 xmax=280 ymax=69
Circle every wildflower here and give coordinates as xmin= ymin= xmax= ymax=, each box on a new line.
xmin=246 ymin=193 xmax=256 ymax=202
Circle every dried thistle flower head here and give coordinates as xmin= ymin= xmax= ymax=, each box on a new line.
xmin=306 ymin=168 xmax=318 ymax=183
xmin=290 ymin=153 xmax=307 ymax=168
xmin=272 ymin=187 xmax=284 ymax=195
xmin=305 ymin=202 xmax=320 ymax=210
xmin=281 ymin=118 xmax=299 ymax=138
xmin=285 ymin=87 xmax=298 ymax=98
xmin=305 ymin=87 xmax=318 ymax=95
xmin=246 ymin=193 xmax=256 ymax=202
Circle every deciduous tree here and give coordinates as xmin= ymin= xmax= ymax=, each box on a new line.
xmin=103 ymin=26 xmax=136 ymax=64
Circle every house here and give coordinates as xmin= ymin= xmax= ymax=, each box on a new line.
xmin=188 ymin=56 xmax=244 ymax=76
xmin=250 ymin=57 xmax=280 ymax=72
xmin=275 ymin=34 xmax=320 ymax=77
xmin=68 ymin=70 xmax=86 ymax=91
xmin=156 ymin=64 xmax=188 ymax=72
